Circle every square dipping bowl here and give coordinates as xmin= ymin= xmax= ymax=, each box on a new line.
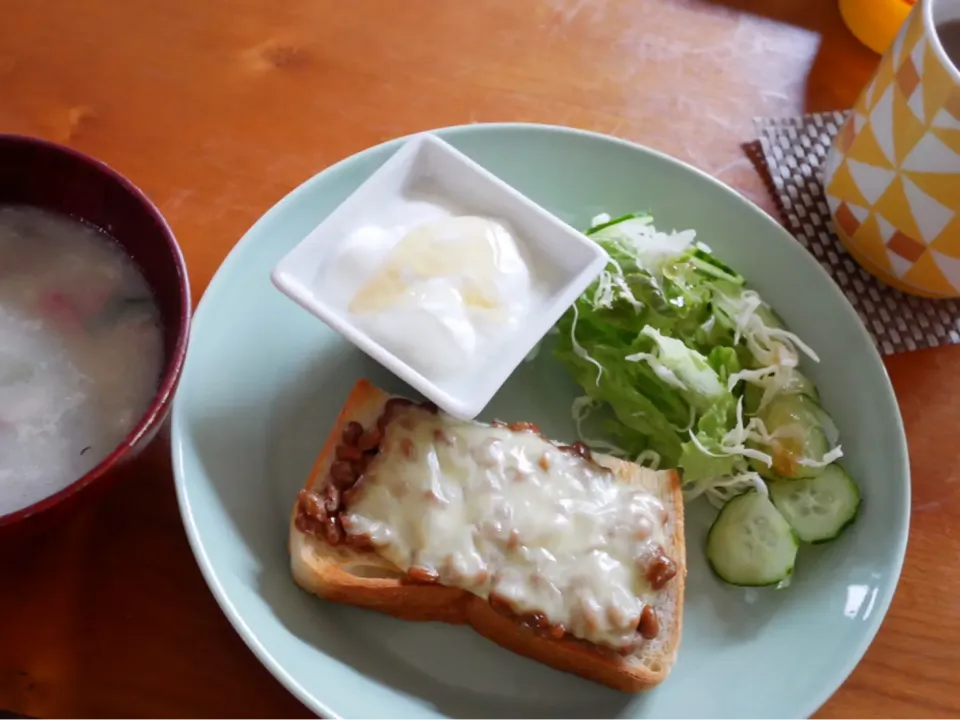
xmin=270 ymin=133 xmax=608 ymax=418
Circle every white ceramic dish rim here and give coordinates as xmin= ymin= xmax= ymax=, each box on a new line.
xmin=173 ymin=122 xmax=910 ymax=720
xmin=269 ymin=132 xmax=609 ymax=419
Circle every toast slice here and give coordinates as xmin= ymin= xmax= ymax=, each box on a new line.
xmin=289 ymin=379 xmax=686 ymax=692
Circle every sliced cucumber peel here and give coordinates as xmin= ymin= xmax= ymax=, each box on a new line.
xmin=753 ymin=393 xmax=835 ymax=480
xmin=690 ymin=248 xmax=744 ymax=286
xmin=769 ymin=464 xmax=861 ymax=544
xmin=585 ymin=212 xmax=651 ymax=236
xmin=743 ymin=367 xmax=821 ymax=415
xmin=706 ymin=491 xmax=799 ymax=587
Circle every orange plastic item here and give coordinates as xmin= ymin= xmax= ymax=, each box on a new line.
xmin=839 ymin=0 xmax=916 ymax=54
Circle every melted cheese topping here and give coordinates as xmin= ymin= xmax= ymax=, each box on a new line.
xmin=343 ymin=407 xmax=667 ymax=651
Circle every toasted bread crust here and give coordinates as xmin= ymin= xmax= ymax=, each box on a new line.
xmin=289 ymin=379 xmax=686 ymax=692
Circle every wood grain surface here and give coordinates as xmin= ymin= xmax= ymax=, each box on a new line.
xmin=1 ymin=0 xmax=958 ymax=717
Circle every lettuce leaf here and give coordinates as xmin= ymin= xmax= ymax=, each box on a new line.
xmin=554 ymin=215 xmax=764 ymax=486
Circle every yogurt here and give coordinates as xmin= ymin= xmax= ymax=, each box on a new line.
xmin=317 ymin=197 xmax=544 ymax=378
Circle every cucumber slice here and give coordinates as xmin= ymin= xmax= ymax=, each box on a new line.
xmin=769 ymin=464 xmax=861 ymax=544
xmin=706 ymin=491 xmax=798 ymax=587
xmin=586 ymin=212 xmax=651 ymax=236
xmin=780 ymin=368 xmax=820 ymax=402
xmin=743 ymin=383 xmax=763 ymax=414
xmin=690 ymin=249 xmax=745 ymax=286
xmin=754 ymin=394 xmax=832 ymax=480
xmin=808 ymin=401 xmax=840 ymax=446
xmin=743 ymin=367 xmax=821 ymax=415
xmin=755 ymin=303 xmax=786 ymax=330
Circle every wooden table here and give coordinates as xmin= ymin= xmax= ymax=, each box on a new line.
xmin=1 ymin=0 xmax=958 ymax=717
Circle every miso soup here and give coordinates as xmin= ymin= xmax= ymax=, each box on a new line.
xmin=0 ymin=205 xmax=164 ymax=515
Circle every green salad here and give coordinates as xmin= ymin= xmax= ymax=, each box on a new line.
xmin=555 ymin=212 xmax=861 ymax=588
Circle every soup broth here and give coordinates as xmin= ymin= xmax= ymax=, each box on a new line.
xmin=0 ymin=205 xmax=164 ymax=515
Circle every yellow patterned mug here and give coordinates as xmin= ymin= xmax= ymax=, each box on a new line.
xmin=824 ymin=0 xmax=960 ymax=298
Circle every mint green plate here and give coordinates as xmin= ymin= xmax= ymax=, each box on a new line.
xmin=172 ymin=124 xmax=909 ymax=719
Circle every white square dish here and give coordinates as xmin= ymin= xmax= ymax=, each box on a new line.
xmin=270 ymin=133 xmax=608 ymax=419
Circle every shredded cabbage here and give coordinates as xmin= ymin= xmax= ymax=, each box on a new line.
xmin=684 ymin=470 xmax=767 ymax=508
xmin=554 ymin=213 xmax=844 ymax=518
xmin=797 ymin=445 xmax=844 ymax=467
xmin=570 ymin=396 xmax=631 ymax=457
xmin=568 ymin=303 xmax=604 ymax=386
xmin=635 ymin=449 xmax=662 ymax=469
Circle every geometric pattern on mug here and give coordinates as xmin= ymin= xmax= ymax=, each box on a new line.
xmin=824 ymin=5 xmax=960 ymax=298
xmin=755 ymin=111 xmax=960 ymax=356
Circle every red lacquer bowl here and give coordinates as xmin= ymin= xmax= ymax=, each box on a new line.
xmin=0 ymin=134 xmax=191 ymax=532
